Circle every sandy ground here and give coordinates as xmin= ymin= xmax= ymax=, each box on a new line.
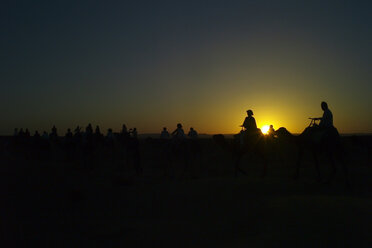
xmin=1 ymin=138 xmax=371 ymax=247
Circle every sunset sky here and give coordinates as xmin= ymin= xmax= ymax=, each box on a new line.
xmin=1 ymin=0 xmax=371 ymax=135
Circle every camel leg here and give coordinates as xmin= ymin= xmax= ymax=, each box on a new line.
xmin=125 ymin=149 xmax=130 ymax=167
xmin=234 ymin=155 xmax=240 ymax=177
xmin=181 ymin=151 xmax=190 ymax=178
xmin=261 ymin=154 xmax=268 ymax=178
xmin=133 ymin=150 xmax=142 ymax=176
xmin=235 ymin=155 xmax=247 ymax=177
xmin=325 ymin=152 xmax=337 ymax=184
xmin=336 ymin=147 xmax=351 ymax=188
xmin=165 ymin=156 xmax=174 ymax=179
xmin=312 ymin=151 xmax=322 ymax=182
xmin=340 ymin=156 xmax=351 ymax=188
xmin=294 ymin=148 xmax=304 ymax=180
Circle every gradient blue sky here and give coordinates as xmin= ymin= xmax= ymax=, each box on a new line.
xmin=1 ymin=0 xmax=371 ymax=134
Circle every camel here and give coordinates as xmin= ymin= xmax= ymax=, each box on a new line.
xmin=118 ymin=133 xmax=142 ymax=176
xmin=275 ymin=120 xmax=349 ymax=186
xmin=213 ymin=120 xmax=349 ymax=186
xmin=213 ymin=130 xmax=269 ymax=177
xmin=149 ymin=136 xmax=202 ymax=179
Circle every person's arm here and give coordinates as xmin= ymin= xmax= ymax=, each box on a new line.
xmin=241 ymin=117 xmax=248 ymax=129
xmin=252 ymin=118 xmax=257 ymax=129
xmin=242 ymin=118 xmax=247 ymax=127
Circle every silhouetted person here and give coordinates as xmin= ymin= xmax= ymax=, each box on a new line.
xmin=18 ymin=128 xmax=25 ymax=137
xmin=106 ymin=128 xmax=115 ymax=141
xmin=64 ymin=128 xmax=74 ymax=147
xmin=172 ymin=123 xmax=186 ymax=139
xmin=73 ymin=126 xmax=82 ymax=143
xmin=119 ymin=124 xmax=129 ymax=141
xmin=238 ymin=110 xmax=261 ymax=145
xmin=31 ymin=131 xmax=42 ymax=159
xmin=95 ymin=126 xmax=101 ymax=135
xmin=315 ymin=101 xmax=333 ymax=128
xmin=62 ymin=129 xmax=74 ymax=161
xmin=42 ymin=131 xmax=49 ymax=140
xmin=188 ymin=127 xmax=198 ymax=139
xmin=25 ymin=128 xmax=30 ymax=138
xmin=121 ymin=124 xmax=128 ymax=134
xmin=86 ymin=123 xmax=93 ymax=135
xmin=268 ymin=125 xmax=276 ymax=137
xmin=40 ymin=131 xmax=50 ymax=159
xmin=34 ymin=131 xmax=40 ymax=138
xmin=65 ymin=128 xmax=73 ymax=139
xmin=33 ymin=130 xmax=41 ymax=147
xmin=51 ymin=125 xmax=57 ymax=136
xmin=94 ymin=125 xmax=103 ymax=138
xmin=13 ymin=128 xmax=18 ymax=136
xmin=129 ymin=128 xmax=138 ymax=138
xmin=82 ymin=124 xmax=95 ymax=162
xmin=160 ymin=127 xmax=170 ymax=139
xmin=74 ymin=126 xmax=81 ymax=135
xmin=241 ymin=110 xmax=257 ymax=133
xmin=50 ymin=125 xmax=58 ymax=141
xmin=84 ymin=123 xmax=93 ymax=143
xmin=94 ymin=125 xmax=104 ymax=146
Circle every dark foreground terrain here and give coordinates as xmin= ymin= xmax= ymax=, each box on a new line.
xmin=1 ymin=136 xmax=371 ymax=247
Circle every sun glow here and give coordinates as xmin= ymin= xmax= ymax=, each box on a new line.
xmin=261 ymin=125 xmax=270 ymax=134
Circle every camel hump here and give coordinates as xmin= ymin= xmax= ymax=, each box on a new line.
xmin=276 ymin=127 xmax=291 ymax=136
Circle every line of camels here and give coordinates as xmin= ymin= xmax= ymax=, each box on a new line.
xmin=211 ymin=118 xmax=350 ymax=187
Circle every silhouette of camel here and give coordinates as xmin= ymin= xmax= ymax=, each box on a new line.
xmin=153 ymin=136 xmax=201 ymax=179
xmin=213 ymin=130 xmax=268 ymax=177
xmin=275 ymin=123 xmax=350 ymax=186
xmin=118 ymin=131 xmax=142 ymax=176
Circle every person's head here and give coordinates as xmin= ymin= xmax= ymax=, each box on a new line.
xmin=163 ymin=127 xmax=167 ymax=131
xmin=108 ymin=128 xmax=112 ymax=133
xmin=177 ymin=123 xmax=182 ymax=128
xmin=247 ymin=109 xmax=253 ymax=116
xmin=67 ymin=128 xmax=71 ymax=132
xmin=270 ymin=125 xmax=273 ymax=128
xmin=190 ymin=127 xmax=194 ymax=131
xmin=321 ymin=101 xmax=328 ymax=111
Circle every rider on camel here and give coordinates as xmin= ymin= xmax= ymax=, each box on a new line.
xmin=310 ymin=101 xmax=337 ymax=141
xmin=172 ymin=123 xmax=186 ymax=140
xmin=315 ymin=101 xmax=333 ymax=129
xmin=241 ymin=110 xmax=258 ymax=133
xmin=239 ymin=110 xmax=260 ymax=145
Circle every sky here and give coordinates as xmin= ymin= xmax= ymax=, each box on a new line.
xmin=1 ymin=0 xmax=371 ymax=135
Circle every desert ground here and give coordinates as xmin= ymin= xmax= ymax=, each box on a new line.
xmin=1 ymin=136 xmax=371 ymax=247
